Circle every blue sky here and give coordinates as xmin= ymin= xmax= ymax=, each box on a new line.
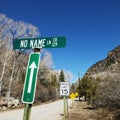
xmin=0 ymin=0 xmax=120 ymax=82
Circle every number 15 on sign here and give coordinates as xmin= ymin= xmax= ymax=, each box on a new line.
xmin=60 ymin=82 xmax=69 ymax=96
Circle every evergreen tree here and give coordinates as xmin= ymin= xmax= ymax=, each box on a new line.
xmin=50 ymin=74 xmax=57 ymax=87
xmin=59 ymin=69 xmax=65 ymax=82
xmin=77 ymin=76 xmax=97 ymax=102
xmin=70 ymin=83 xmax=76 ymax=93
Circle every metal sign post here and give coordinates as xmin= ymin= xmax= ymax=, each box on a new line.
xmin=23 ymin=104 xmax=32 ymax=120
xmin=22 ymin=49 xmax=41 ymax=120
xmin=12 ymin=36 xmax=66 ymax=120
xmin=60 ymin=82 xmax=69 ymax=120
xmin=64 ymin=96 xmax=67 ymax=120
xmin=70 ymin=93 xmax=76 ymax=108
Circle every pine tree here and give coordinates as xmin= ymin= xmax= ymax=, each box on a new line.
xmin=50 ymin=74 xmax=57 ymax=87
xmin=70 ymin=83 xmax=76 ymax=93
xmin=77 ymin=76 xmax=97 ymax=102
xmin=59 ymin=69 xmax=65 ymax=82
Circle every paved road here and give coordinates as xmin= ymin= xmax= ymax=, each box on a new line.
xmin=0 ymin=99 xmax=72 ymax=120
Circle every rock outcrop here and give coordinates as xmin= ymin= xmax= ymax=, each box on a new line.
xmin=85 ymin=45 xmax=120 ymax=79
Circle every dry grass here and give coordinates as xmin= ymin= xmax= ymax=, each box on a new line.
xmin=68 ymin=100 xmax=120 ymax=120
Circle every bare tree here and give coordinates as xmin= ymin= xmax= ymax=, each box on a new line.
xmin=0 ymin=13 xmax=40 ymax=98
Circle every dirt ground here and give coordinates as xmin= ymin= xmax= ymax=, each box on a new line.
xmin=68 ymin=100 xmax=120 ymax=120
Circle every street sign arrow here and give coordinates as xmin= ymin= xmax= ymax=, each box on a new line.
xmin=28 ymin=62 xmax=37 ymax=93
xmin=22 ymin=52 xmax=41 ymax=104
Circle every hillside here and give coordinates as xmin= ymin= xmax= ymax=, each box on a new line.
xmin=85 ymin=45 xmax=120 ymax=79
xmin=82 ymin=45 xmax=120 ymax=109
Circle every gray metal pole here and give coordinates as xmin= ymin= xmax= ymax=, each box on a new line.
xmin=23 ymin=104 xmax=32 ymax=120
xmin=64 ymin=96 xmax=66 ymax=120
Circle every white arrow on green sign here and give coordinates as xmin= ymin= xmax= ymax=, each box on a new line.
xmin=22 ymin=52 xmax=41 ymax=104
xmin=13 ymin=36 xmax=66 ymax=50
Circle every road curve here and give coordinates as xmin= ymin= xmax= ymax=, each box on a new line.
xmin=0 ymin=99 xmax=72 ymax=120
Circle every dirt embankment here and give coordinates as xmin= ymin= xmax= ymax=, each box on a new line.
xmin=68 ymin=101 xmax=120 ymax=120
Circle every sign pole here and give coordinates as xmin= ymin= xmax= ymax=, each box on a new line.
xmin=23 ymin=104 xmax=32 ymax=120
xmin=66 ymin=97 xmax=68 ymax=117
xmin=64 ymin=96 xmax=66 ymax=120
xmin=13 ymin=36 xmax=67 ymax=120
xmin=71 ymin=97 xmax=73 ymax=108
xmin=22 ymin=48 xmax=40 ymax=120
xmin=60 ymin=82 xmax=69 ymax=120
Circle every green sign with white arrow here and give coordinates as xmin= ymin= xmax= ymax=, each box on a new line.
xmin=22 ymin=52 xmax=40 ymax=104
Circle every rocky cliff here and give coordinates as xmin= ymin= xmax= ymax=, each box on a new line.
xmin=83 ymin=45 xmax=120 ymax=108
xmin=85 ymin=45 xmax=120 ymax=79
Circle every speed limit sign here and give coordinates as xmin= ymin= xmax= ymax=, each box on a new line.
xmin=60 ymin=82 xmax=69 ymax=96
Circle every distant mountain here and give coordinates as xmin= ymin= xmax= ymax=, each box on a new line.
xmin=85 ymin=45 xmax=120 ymax=79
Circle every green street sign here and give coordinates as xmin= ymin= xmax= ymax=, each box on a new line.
xmin=13 ymin=36 xmax=66 ymax=50
xmin=22 ymin=52 xmax=41 ymax=104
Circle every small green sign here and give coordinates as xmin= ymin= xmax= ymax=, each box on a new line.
xmin=22 ymin=53 xmax=40 ymax=104
xmin=13 ymin=36 xmax=66 ymax=50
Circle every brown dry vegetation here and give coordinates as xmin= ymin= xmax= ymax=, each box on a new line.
xmin=68 ymin=101 xmax=120 ymax=120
